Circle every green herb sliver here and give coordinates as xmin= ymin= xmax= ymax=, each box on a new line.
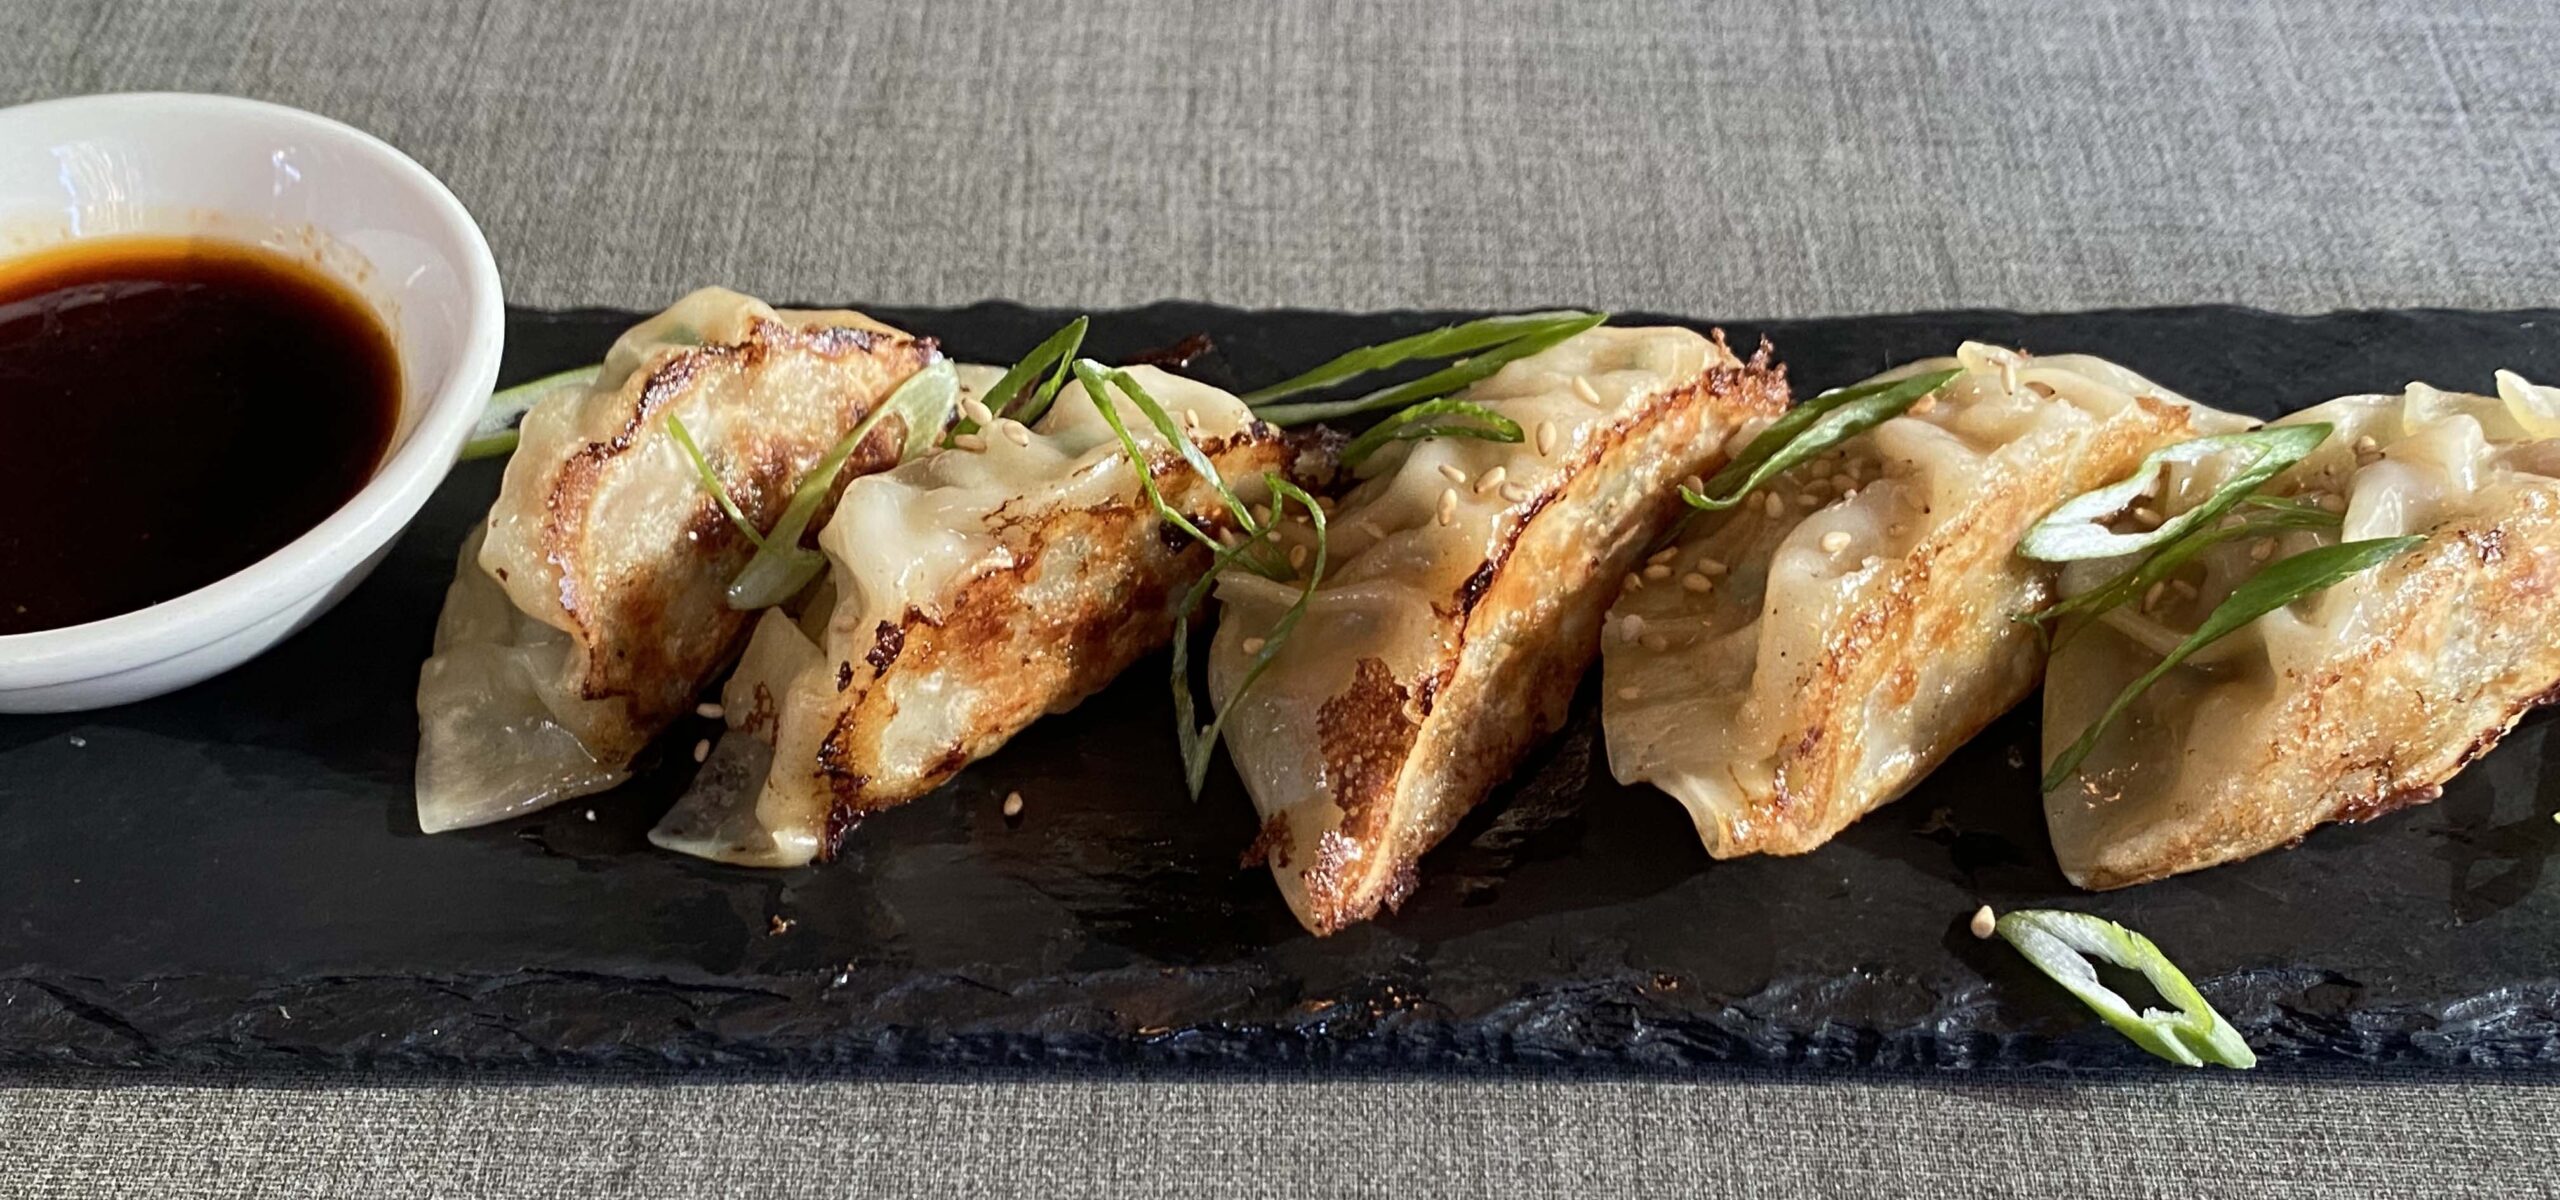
xmin=666 ymin=413 xmax=769 ymax=550
xmin=1075 ymin=360 xmax=1290 ymax=580
xmin=2033 ymin=503 xmax=2342 ymax=647
xmin=2017 ymin=425 xmax=2332 ymax=563
xmin=1240 ymin=310 xmax=1598 ymax=406
xmin=463 ymin=365 xmax=600 ymax=461
xmin=1251 ymin=311 xmax=1607 ymax=427
xmin=1994 ymin=909 xmax=2256 ymax=1068
xmin=1339 ymin=398 xmax=1524 ymax=471
xmin=2042 ymin=534 xmax=2425 ymax=792
xmin=1679 ymin=369 xmax=1962 ymax=514
xmin=1170 ymin=474 xmax=1327 ymax=797
xmin=724 ymin=358 xmax=961 ymax=610
xmin=950 ymin=316 xmax=1088 ymax=444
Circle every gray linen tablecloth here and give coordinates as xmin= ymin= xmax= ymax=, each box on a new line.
xmin=4 ymin=1 xmax=2558 ymax=1195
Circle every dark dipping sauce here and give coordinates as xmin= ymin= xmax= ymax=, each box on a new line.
xmin=0 ymin=237 xmax=400 ymax=636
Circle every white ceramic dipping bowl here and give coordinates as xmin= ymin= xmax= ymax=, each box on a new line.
xmin=0 ymin=93 xmax=504 ymax=712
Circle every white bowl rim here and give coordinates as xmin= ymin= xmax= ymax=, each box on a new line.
xmin=0 ymin=92 xmax=504 ymax=685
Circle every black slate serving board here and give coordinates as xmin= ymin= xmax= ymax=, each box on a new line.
xmin=5 ymin=304 xmax=2559 ymax=1072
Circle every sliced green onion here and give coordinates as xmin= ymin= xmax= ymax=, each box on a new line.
xmin=1994 ymin=909 xmax=2255 ymax=1068
xmin=2035 ymin=503 xmax=2342 ymax=643
xmin=2043 ymin=534 xmax=2425 ymax=791
xmin=666 ymin=413 xmax=768 ymax=549
xmin=1680 ymin=369 xmax=1962 ymax=513
xmin=1251 ymin=312 xmax=1608 ymax=427
xmin=1170 ymin=474 xmax=1328 ymax=797
xmin=2017 ymin=425 xmax=2333 ymax=562
xmin=1074 ymin=360 xmax=1289 ymax=580
xmin=951 ymin=316 xmax=1088 ymax=444
xmin=462 ymin=365 xmax=599 ymax=461
xmin=1338 ymin=399 xmax=1524 ymax=471
xmin=725 ymin=359 xmax=960 ymax=610
xmin=1241 ymin=310 xmax=1600 ymax=406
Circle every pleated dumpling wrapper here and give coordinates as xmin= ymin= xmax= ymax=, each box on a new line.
xmin=416 ymin=288 xmax=944 ymax=833
xmin=2043 ymin=372 xmax=2560 ymax=889
xmin=1210 ymin=326 xmax=1789 ymax=935
xmin=1603 ymin=342 xmax=2240 ymax=858
xmin=650 ymin=364 xmax=1308 ymax=867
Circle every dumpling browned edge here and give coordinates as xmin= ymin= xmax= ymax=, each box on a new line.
xmin=1268 ymin=338 xmax=1790 ymax=935
xmin=525 ymin=320 xmax=938 ymax=759
xmin=805 ymin=423 xmax=1310 ymax=858
xmin=2067 ymin=498 xmax=2560 ymax=890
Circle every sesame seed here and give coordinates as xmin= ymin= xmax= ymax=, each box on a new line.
xmin=960 ymin=396 xmax=995 ymax=426
xmin=1641 ymin=633 xmax=1671 ymax=652
xmin=2142 ymin=581 xmax=2167 ymax=612
xmin=584 ymin=809 xmax=596 ymax=822
xmin=953 ymin=432 xmax=988 ymax=452
xmin=1289 ymin=543 xmax=1310 ymax=570
xmin=1535 ymin=421 xmax=1558 ymax=456
xmin=1500 ymin=482 xmax=1532 ymax=503
xmin=1618 ymin=613 xmax=1646 ymax=642
xmin=1002 ymin=791 xmax=1025 ymax=818
xmin=1644 ymin=563 xmax=1673 ymax=581
xmin=2170 ymin=579 xmax=2200 ymax=600
xmin=1438 ymin=463 xmax=1470 ymax=486
xmin=2132 ymin=505 xmax=2163 ymax=527
xmin=1182 ymin=408 xmax=1202 ymax=433
xmin=1694 ymin=557 xmax=1727 ymax=576
xmin=1763 ymin=493 xmax=1786 ymax=518
xmin=1910 ymin=394 xmax=1939 ymax=416
xmin=997 ymin=419 xmax=1032 ymax=446
xmin=1886 ymin=524 xmax=1907 ymax=538
xmin=2250 ymin=539 xmax=2275 ymax=561
xmin=1969 ymin=905 xmax=1997 ymax=940
xmin=1617 ymin=685 xmax=1643 ymax=701
xmin=1681 ymin=474 xmax=1705 ymax=495
xmin=1241 ymin=636 xmax=1268 ymax=654
xmin=1475 ymin=465 xmax=1509 ymax=495
xmin=2354 ymin=435 xmax=2380 ymax=454
xmin=1250 ymin=503 xmax=1272 ymax=526
xmin=1795 ymin=492 xmax=1821 ymax=508
xmin=1647 ymin=546 xmax=1681 ymax=566
xmin=692 ymin=739 xmax=712 ymax=763
xmin=696 ymin=702 xmax=726 ymax=720
xmin=1681 ymin=572 xmax=1713 ymax=593
xmin=2317 ymin=492 xmax=2347 ymax=513
xmin=1830 ymin=473 xmax=1858 ymax=492
xmin=1437 ymin=488 xmax=1459 ymax=526
xmin=1624 ymin=572 xmax=1645 ymax=592
xmin=1819 ymin=530 xmax=1853 ymax=554
xmin=1998 ymin=358 xmax=2020 ymax=394
xmin=1572 ymin=376 xmax=1605 ymax=407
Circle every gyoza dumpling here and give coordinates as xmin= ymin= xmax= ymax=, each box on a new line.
xmin=416 ymin=288 xmax=944 ymax=833
xmin=649 ymin=365 xmax=1307 ymax=866
xmin=1602 ymin=342 xmax=2240 ymax=858
xmin=1210 ymin=326 xmax=1788 ymax=935
xmin=2043 ymin=372 xmax=2560 ymax=888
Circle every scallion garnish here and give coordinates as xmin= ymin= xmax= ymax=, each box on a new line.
xmin=1241 ymin=310 xmax=1600 ymax=406
xmin=1338 ymin=398 xmax=1524 ymax=471
xmin=462 ymin=365 xmax=600 ymax=461
xmin=2042 ymin=534 xmax=2425 ymax=791
xmin=1993 ymin=908 xmax=2256 ymax=1068
xmin=1249 ymin=311 xmax=1607 ymax=427
xmin=1074 ymin=360 xmax=1291 ymax=580
xmin=2033 ymin=502 xmax=2341 ymax=645
xmin=2016 ymin=425 xmax=2332 ymax=562
xmin=666 ymin=412 xmax=770 ymax=550
xmin=950 ymin=316 xmax=1088 ymax=444
xmin=725 ymin=358 xmax=960 ymax=610
xmin=1679 ymin=369 xmax=1962 ymax=513
xmin=1168 ymin=474 xmax=1327 ymax=796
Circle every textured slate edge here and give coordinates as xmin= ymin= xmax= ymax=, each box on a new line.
xmin=6 ymin=966 xmax=2557 ymax=1073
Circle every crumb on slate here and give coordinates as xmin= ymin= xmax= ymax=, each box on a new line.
xmin=768 ymin=915 xmax=795 ymax=936
xmin=1969 ymin=905 xmax=1998 ymax=940
xmin=1002 ymin=791 xmax=1025 ymax=819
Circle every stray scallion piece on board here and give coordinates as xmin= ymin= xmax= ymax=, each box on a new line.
xmin=1248 ymin=310 xmax=1607 ymax=426
xmin=1338 ymin=398 xmax=1524 ymax=471
xmin=1991 ymin=908 xmax=2256 ymax=1069
xmin=1678 ymin=368 xmax=1962 ymax=513
xmin=2014 ymin=424 xmax=2332 ymax=562
xmin=1077 ymin=360 xmax=1325 ymax=795
xmin=2040 ymin=534 xmax=2424 ymax=792
xmin=950 ymin=316 xmax=1088 ymax=445
xmin=669 ymin=359 xmax=962 ymax=612
xmin=462 ymin=365 xmax=600 ymax=461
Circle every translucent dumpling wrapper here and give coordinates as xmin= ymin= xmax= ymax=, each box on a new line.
xmin=650 ymin=365 xmax=1308 ymax=867
xmin=1602 ymin=342 xmax=2241 ymax=858
xmin=416 ymin=288 xmax=944 ymax=833
xmin=2043 ymin=373 xmax=2560 ymax=888
xmin=1211 ymin=326 xmax=1790 ymax=935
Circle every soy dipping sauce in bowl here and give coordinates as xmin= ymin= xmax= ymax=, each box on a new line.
xmin=0 ymin=236 xmax=400 ymax=635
